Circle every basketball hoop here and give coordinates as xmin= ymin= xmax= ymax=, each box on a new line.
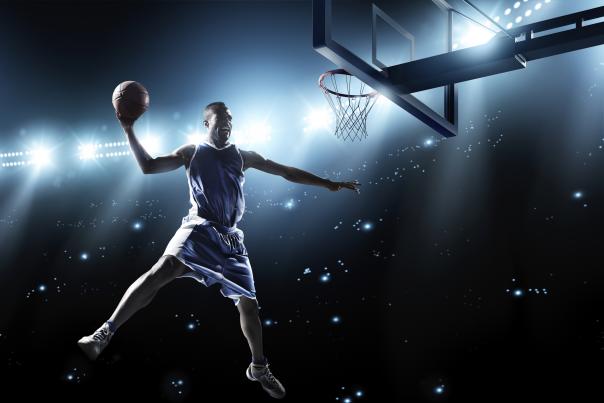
xmin=319 ymin=69 xmax=378 ymax=142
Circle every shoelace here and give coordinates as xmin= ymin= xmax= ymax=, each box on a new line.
xmin=256 ymin=364 xmax=278 ymax=386
xmin=92 ymin=326 xmax=110 ymax=342
xmin=265 ymin=370 xmax=278 ymax=385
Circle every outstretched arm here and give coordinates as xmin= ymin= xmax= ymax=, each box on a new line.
xmin=117 ymin=112 xmax=194 ymax=174
xmin=240 ymin=149 xmax=361 ymax=193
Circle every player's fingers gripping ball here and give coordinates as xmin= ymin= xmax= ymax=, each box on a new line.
xmin=112 ymin=81 xmax=149 ymax=121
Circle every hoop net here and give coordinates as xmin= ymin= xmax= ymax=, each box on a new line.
xmin=319 ymin=69 xmax=378 ymax=142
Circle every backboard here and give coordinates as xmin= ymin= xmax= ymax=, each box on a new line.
xmin=314 ymin=0 xmax=604 ymax=139
xmin=314 ymin=0 xmax=460 ymax=138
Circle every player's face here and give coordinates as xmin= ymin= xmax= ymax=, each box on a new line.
xmin=205 ymin=107 xmax=233 ymax=144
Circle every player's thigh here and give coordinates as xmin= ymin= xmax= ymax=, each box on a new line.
xmin=237 ymin=296 xmax=259 ymax=316
xmin=146 ymin=255 xmax=189 ymax=286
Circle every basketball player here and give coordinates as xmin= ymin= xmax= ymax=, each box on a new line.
xmin=77 ymin=102 xmax=360 ymax=399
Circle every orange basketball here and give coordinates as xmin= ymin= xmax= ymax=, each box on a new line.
xmin=112 ymin=81 xmax=149 ymax=120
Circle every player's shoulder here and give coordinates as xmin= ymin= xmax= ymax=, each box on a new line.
xmin=238 ymin=149 xmax=266 ymax=170
xmin=238 ymin=148 xmax=263 ymax=157
xmin=175 ymin=143 xmax=197 ymax=165
xmin=177 ymin=143 xmax=196 ymax=155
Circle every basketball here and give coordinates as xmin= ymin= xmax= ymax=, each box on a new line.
xmin=112 ymin=81 xmax=149 ymax=120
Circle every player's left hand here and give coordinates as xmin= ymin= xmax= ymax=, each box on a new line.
xmin=327 ymin=180 xmax=361 ymax=193
xmin=116 ymin=111 xmax=137 ymax=131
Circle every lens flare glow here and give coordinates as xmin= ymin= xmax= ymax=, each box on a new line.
xmin=303 ymin=107 xmax=334 ymax=133
xmin=30 ymin=146 xmax=52 ymax=166
xmin=231 ymin=122 xmax=272 ymax=146
xmin=78 ymin=144 xmax=97 ymax=160
xmin=141 ymin=135 xmax=161 ymax=154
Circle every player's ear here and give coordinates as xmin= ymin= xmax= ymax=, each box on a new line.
xmin=202 ymin=120 xmax=209 ymax=129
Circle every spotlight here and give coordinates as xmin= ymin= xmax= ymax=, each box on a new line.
xmin=79 ymin=144 xmax=97 ymax=160
xmin=30 ymin=146 xmax=52 ymax=166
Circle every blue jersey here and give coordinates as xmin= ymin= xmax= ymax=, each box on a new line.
xmin=164 ymin=139 xmax=255 ymax=305
xmin=186 ymin=141 xmax=245 ymax=228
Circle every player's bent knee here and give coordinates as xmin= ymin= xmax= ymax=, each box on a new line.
xmin=147 ymin=255 xmax=188 ymax=286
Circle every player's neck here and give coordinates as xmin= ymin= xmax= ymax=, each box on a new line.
xmin=205 ymin=138 xmax=231 ymax=150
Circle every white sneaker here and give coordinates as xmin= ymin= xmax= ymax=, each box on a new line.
xmin=77 ymin=322 xmax=114 ymax=360
xmin=246 ymin=362 xmax=286 ymax=399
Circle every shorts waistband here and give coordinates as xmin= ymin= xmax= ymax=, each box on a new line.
xmin=182 ymin=214 xmax=239 ymax=235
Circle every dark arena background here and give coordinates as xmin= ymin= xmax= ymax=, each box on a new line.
xmin=1 ymin=1 xmax=603 ymax=402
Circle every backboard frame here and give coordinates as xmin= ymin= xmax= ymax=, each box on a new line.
xmin=314 ymin=1 xmax=604 ymax=139
xmin=313 ymin=0 xmax=459 ymax=137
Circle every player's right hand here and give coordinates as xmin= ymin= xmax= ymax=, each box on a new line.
xmin=116 ymin=111 xmax=136 ymax=130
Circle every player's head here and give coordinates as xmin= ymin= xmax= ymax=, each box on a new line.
xmin=203 ymin=102 xmax=232 ymax=144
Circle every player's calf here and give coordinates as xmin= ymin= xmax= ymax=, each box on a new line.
xmin=77 ymin=255 xmax=189 ymax=360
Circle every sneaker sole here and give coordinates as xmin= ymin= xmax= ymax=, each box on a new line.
xmin=77 ymin=338 xmax=100 ymax=361
xmin=246 ymin=366 xmax=286 ymax=399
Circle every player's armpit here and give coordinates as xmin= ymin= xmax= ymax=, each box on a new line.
xmin=142 ymin=144 xmax=195 ymax=174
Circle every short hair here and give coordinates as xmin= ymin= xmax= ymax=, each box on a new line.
xmin=203 ymin=101 xmax=226 ymax=121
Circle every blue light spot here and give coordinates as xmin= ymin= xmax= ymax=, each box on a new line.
xmin=362 ymin=221 xmax=373 ymax=231
xmin=343 ymin=398 xmax=352 ymax=403
xmin=320 ymin=273 xmax=331 ymax=283
xmin=573 ymin=191 xmax=583 ymax=199
xmin=38 ymin=284 xmax=46 ymax=292
xmin=513 ymin=288 xmax=524 ymax=297
xmin=186 ymin=322 xmax=196 ymax=331
xmin=331 ymin=315 xmax=341 ymax=324
xmin=284 ymin=199 xmax=295 ymax=210
xmin=132 ymin=221 xmax=143 ymax=230
xmin=355 ymin=390 xmax=364 ymax=397
xmin=264 ymin=319 xmax=273 ymax=327
xmin=80 ymin=252 xmax=88 ymax=261
xmin=434 ymin=385 xmax=445 ymax=394
xmin=424 ymin=138 xmax=434 ymax=147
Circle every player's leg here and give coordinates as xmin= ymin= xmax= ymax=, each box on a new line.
xmin=237 ymin=296 xmax=265 ymax=364
xmin=77 ymin=255 xmax=189 ymax=360
xmin=238 ymin=296 xmax=286 ymax=399
xmin=107 ymin=255 xmax=189 ymax=330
